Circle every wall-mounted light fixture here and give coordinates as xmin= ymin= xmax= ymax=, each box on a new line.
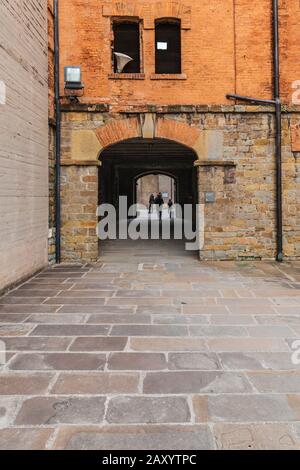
xmin=64 ymin=66 xmax=84 ymax=89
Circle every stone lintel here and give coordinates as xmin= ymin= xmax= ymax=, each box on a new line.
xmin=194 ymin=160 xmax=236 ymax=167
xmin=61 ymin=160 xmax=101 ymax=166
xmin=114 ymin=104 xmax=285 ymax=114
xmin=117 ymin=105 xmax=197 ymax=114
xmin=61 ymin=104 xmax=109 ymax=113
xmin=60 ymin=103 xmax=300 ymax=115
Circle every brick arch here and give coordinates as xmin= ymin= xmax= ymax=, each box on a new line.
xmin=153 ymin=2 xmax=191 ymax=29
xmin=95 ymin=117 xmax=140 ymax=150
xmin=155 ymin=117 xmax=200 ymax=150
xmin=95 ymin=116 xmax=202 ymax=155
xmin=102 ymin=1 xmax=192 ymax=30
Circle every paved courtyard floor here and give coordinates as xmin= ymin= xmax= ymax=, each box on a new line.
xmin=0 ymin=238 xmax=300 ymax=449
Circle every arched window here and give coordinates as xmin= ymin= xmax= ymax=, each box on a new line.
xmin=155 ymin=19 xmax=181 ymax=74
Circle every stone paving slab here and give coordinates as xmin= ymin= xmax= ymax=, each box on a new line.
xmin=0 ymin=305 xmax=60 ymax=313
xmin=0 ymin=246 xmax=300 ymax=449
xmin=207 ymin=337 xmax=289 ymax=352
xmin=218 ymin=352 xmax=300 ymax=370
xmin=30 ymin=325 xmax=110 ymax=336
xmin=168 ymin=352 xmax=221 ymax=370
xmin=26 ymin=314 xmax=88 ymax=324
xmin=15 ymin=397 xmax=107 ymax=425
xmin=0 ymin=314 xmax=31 ymax=323
xmin=130 ymin=337 xmax=207 ymax=351
xmin=0 ymin=337 xmax=72 ymax=352
xmin=143 ymin=371 xmax=253 ymax=394
xmin=246 ymin=371 xmax=300 ymax=392
xmin=193 ymin=394 xmax=300 ymax=422
xmin=51 ymin=372 xmax=140 ymax=394
xmin=0 ymin=374 xmax=54 ymax=395
xmin=106 ymin=396 xmax=190 ymax=424
xmin=0 ymin=428 xmax=54 ymax=450
xmin=108 ymin=352 xmax=167 ymax=370
xmin=213 ymin=423 xmax=300 ymax=450
xmin=9 ymin=353 xmax=106 ymax=371
xmin=52 ymin=425 xmax=214 ymax=450
xmin=69 ymin=336 xmax=128 ymax=351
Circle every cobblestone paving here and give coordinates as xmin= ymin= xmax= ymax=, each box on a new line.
xmin=0 ymin=239 xmax=300 ymax=449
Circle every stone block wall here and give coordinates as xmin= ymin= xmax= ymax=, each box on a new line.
xmin=282 ymin=117 xmax=300 ymax=259
xmin=196 ymin=111 xmax=276 ymax=260
xmin=59 ymin=108 xmax=300 ymax=262
xmin=198 ymin=161 xmax=276 ymax=260
xmin=196 ymin=111 xmax=299 ymax=260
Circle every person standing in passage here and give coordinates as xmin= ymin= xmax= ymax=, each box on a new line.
xmin=149 ymin=194 xmax=155 ymax=214
xmin=168 ymin=198 xmax=174 ymax=219
xmin=155 ymin=192 xmax=164 ymax=221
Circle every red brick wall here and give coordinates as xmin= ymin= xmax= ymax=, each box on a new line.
xmin=234 ymin=0 xmax=272 ymax=99
xmin=48 ymin=0 xmax=55 ymax=120
xmin=58 ymin=0 xmax=300 ymax=108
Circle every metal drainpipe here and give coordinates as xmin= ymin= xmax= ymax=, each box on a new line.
xmin=272 ymin=0 xmax=283 ymax=262
xmin=54 ymin=0 xmax=61 ymax=263
xmin=226 ymin=0 xmax=283 ymax=262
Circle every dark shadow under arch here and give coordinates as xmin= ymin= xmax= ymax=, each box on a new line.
xmin=99 ymin=137 xmax=198 ymax=210
xmin=98 ymin=137 xmax=198 ymax=161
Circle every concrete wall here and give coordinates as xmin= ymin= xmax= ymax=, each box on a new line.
xmin=0 ymin=1 xmax=49 ymax=291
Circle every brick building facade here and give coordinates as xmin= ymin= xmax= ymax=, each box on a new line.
xmin=57 ymin=0 xmax=300 ymax=262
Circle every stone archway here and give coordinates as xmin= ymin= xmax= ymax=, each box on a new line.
xmin=60 ymin=114 xmax=220 ymax=166
xmin=98 ymin=136 xmax=198 ymax=258
xmin=98 ymin=136 xmax=198 ymax=208
xmin=60 ymin=115 xmax=225 ymax=262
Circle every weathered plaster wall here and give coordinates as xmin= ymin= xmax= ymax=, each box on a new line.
xmin=0 ymin=1 xmax=49 ymax=291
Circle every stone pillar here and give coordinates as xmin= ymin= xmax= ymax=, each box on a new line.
xmin=61 ymin=163 xmax=99 ymax=263
xmin=283 ymin=117 xmax=300 ymax=259
xmin=196 ymin=161 xmax=238 ymax=260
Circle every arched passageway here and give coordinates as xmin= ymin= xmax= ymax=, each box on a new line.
xmin=99 ymin=138 xmax=197 ymax=207
xmin=98 ymin=138 xmax=198 ymax=257
xmin=136 ymin=173 xmax=176 ymax=208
